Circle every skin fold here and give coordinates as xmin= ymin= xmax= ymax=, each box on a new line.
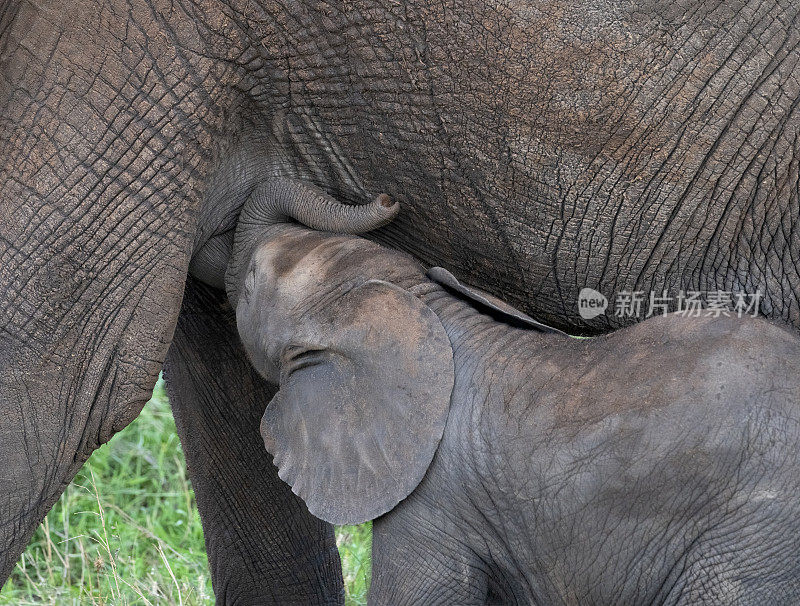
xmin=230 ymin=183 xmax=800 ymax=605
xmin=2 ymin=0 xmax=799 ymax=601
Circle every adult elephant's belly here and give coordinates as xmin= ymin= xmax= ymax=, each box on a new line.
xmin=204 ymin=0 xmax=800 ymax=335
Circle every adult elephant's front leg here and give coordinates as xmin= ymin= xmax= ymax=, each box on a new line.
xmin=163 ymin=278 xmax=343 ymax=605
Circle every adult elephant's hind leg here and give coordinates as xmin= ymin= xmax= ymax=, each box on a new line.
xmin=163 ymin=278 xmax=344 ymax=605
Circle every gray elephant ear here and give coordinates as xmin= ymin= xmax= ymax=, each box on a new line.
xmin=427 ymin=267 xmax=565 ymax=334
xmin=261 ymin=279 xmax=455 ymax=525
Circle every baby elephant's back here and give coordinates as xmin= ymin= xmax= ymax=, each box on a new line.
xmin=474 ymin=314 xmax=800 ymax=605
xmin=548 ymin=313 xmax=799 ymax=427
xmin=535 ymin=314 xmax=800 ymax=605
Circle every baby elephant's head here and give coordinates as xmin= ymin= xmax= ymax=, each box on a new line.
xmin=225 ymin=178 xmax=455 ymax=525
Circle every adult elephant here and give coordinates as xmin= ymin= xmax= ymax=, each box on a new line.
xmin=1 ymin=0 xmax=798 ymax=603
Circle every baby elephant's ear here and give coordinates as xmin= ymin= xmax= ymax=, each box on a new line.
xmin=261 ymin=280 xmax=455 ymax=525
xmin=428 ymin=266 xmax=565 ymax=334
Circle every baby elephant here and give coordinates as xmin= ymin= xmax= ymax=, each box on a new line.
xmin=225 ymin=178 xmax=800 ymax=605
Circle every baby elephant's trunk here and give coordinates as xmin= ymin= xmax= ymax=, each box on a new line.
xmin=225 ymin=177 xmax=397 ymax=303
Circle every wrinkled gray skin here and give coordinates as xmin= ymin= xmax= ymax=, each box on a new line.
xmin=2 ymin=0 xmax=800 ymax=602
xmin=231 ymin=186 xmax=800 ymax=605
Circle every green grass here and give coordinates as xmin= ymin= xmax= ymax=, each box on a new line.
xmin=336 ymin=523 xmax=371 ymax=606
xmin=0 ymin=378 xmax=372 ymax=605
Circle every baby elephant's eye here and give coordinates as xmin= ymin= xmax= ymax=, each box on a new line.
xmin=280 ymin=345 xmax=327 ymax=382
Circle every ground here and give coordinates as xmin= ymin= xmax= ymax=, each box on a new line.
xmin=0 ymin=378 xmax=372 ymax=605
